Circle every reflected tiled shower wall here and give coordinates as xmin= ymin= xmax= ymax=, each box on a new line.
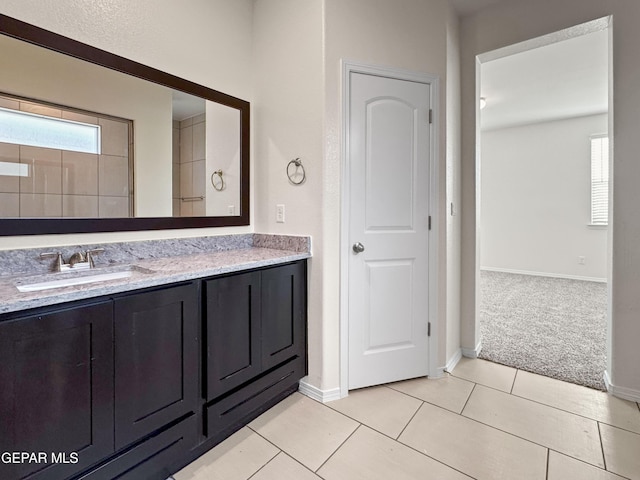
xmin=173 ymin=114 xmax=206 ymax=217
xmin=0 ymin=94 xmax=132 ymax=218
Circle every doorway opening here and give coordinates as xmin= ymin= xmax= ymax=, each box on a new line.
xmin=476 ymin=18 xmax=612 ymax=390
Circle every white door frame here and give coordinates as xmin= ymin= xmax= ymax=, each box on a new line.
xmin=339 ymin=60 xmax=440 ymax=398
xmin=473 ymin=17 xmax=613 ymax=375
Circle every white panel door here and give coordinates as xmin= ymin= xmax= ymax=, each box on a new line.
xmin=348 ymin=72 xmax=431 ymax=390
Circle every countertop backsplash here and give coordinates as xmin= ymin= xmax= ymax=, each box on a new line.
xmin=0 ymin=233 xmax=311 ymax=314
xmin=0 ymin=233 xmax=311 ymax=278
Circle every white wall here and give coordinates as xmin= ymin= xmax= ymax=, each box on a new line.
xmin=254 ymin=0 xmax=462 ymax=392
xmin=323 ymin=0 xmax=459 ymax=387
xmin=0 ymin=0 xmax=254 ymax=249
xmin=0 ymin=0 xmax=465 ymax=394
xmin=252 ymin=0 xmax=325 ymax=388
xmin=481 ymin=114 xmax=608 ymax=280
xmin=206 ymin=102 xmax=241 ymax=217
xmin=460 ymin=0 xmax=640 ymax=397
xmin=446 ymin=8 xmax=463 ymax=366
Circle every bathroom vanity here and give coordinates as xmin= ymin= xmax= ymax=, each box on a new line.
xmin=0 ymin=235 xmax=310 ymax=480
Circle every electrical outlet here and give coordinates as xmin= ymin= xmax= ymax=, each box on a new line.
xmin=578 ymin=256 xmax=586 ymax=265
xmin=228 ymin=205 xmax=235 ymax=215
xmin=276 ymin=204 xmax=285 ymax=223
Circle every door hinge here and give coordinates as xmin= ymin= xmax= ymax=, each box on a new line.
xmin=428 ymin=322 xmax=431 ymax=337
xmin=428 ymin=109 xmax=433 ymax=124
xmin=428 ymin=216 xmax=432 ymax=230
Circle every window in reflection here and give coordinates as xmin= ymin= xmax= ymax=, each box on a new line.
xmin=0 ymin=107 xmax=100 ymax=154
xmin=0 ymin=93 xmax=133 ymax=218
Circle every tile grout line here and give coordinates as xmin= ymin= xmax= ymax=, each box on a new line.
xmin=246 ymin=423 xmax=340 ymax=478
xmin=250 ymin=450 xmax=323 ymax=480
xmin=322 ymin=399 xmax=480 ymax=479
xmin=313 ymin=423 xmax=362 ymax=474
xmin=508 ymin=390 xmax=640 ymax=436
xmin=547 ymin=448 xmax=630 ymax=477
xmin=597 ymin=421 xmax=608 ymax=472
xmin=394 ymin=419 xmax=481 ymax=480
xmin=246 ymin=450 xmax=282 ymax=480
xmin=545 ymin=448 xmax=550 ymax=480
xmin=471 ymin=377 xmax=640 ymax=438
xmin=246 ymin=426 xmax=288 ymax=464
xmin=300 ymin=397 xmax=481 ymax=480
xmin=321 ymin=400 xmax=412 ymax=442
xmin=385 ymin=379 xmax=477 ymax=415
xmin=398 ymin=368 xmax=639 ymax=434
xmin=280 ymin=451 xmax=325 ymax=479
xmin=453 ymin=402 xmax=605 ymax=469
xmin=321 ymin=387 xmax=426 ymax=442
xmin=459 ymin=382 xmax=477 ymax=415
xmin=395 ymin=399 xmax=425 ymax=440
xmin=511 ymin=369 xmax=519 ymax=394
xmin=248 ymin=375 xmax=618 ymax=478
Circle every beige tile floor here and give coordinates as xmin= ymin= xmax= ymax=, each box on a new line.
xmin=174 ymin=358 xmax=640 ymax=480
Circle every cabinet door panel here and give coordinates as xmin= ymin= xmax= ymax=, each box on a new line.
xmin=261 ymin=262 xmax=306 ymax=371
xmin=205 ymin=271 xmax=261 ymax=401
xmin=115 ymin=283 xmax=198 ymax=450
xmin=0 ymin=301 xmax=113 ymax=480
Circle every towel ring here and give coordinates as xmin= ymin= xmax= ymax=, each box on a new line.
xmin=287 ymin=158 xmax=306 ymax=185
xmin=211 ymin=170 xmax=225 ymax=191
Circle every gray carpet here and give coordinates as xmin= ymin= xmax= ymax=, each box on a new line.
xmin=479 ymin=270 xmax=607 ymax=391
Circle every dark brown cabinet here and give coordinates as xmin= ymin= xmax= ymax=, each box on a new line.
xmin=204 ymin=271 xmax=261 ymax=400
xmin=0 ymin=301 xmax=114 ymax=480
xmin=114 ymin=282 xmax=199 ymax=450
xmin=0 ymin=260 xmax=307 ymax=480
xmin=204 ymin=261 xmax=307 ymax=438
xmin=261 ymin=262 xmax=306 ymax=371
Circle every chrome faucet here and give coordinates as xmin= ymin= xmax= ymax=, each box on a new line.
xmin=40 ymin=248 xmax=105 ymax=272
xmin=68 ymin=252 xmax=86 ymax=267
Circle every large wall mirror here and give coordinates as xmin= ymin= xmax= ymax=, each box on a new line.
xmin=0 ymin=14 xmax=249 ymax=236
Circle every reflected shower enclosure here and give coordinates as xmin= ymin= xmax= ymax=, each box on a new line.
xmin=0 ymin=93 xmax=132 ymax=218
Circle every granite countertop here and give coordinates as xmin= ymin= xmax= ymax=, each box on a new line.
xmin=0 ymin=234 xmax=311 ymax=315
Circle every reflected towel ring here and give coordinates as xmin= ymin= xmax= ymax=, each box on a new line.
xmin=211 ymin=170 xmax=225 ymax=191
xmin=287 ymin=158 xmax=306 ymax=185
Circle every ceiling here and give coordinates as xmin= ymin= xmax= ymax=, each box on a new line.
xmin=480 ymin=28 xmax=609 ymax=131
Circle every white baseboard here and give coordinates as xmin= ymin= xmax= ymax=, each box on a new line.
xmin=444 ymin=348 xmax=462 ymax=373
xmin=481 ymin=266 xmax=606 ymax=283
xmin=298 ymin=378 xmax=342 ymax=403
xmin=603 ymin=370 xmax=640 ymax=403
xmin=461 ymin=341 xmax=482 ymax=359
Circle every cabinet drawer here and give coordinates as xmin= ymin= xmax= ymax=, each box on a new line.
xmin=76 ymin=415 xmax=198 ymax=480
xmin=205 ymin=357 xmax=304 ymax=439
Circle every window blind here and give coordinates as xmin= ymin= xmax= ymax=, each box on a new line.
xmin=590 ymin=134 xmax=609 ymax=225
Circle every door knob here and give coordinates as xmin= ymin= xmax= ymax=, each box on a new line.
xmin=352 ymin=242 xmax=365 ymax=254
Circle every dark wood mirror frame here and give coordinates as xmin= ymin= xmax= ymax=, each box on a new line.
xmin=0 ymin=14 xmax=250 ymax=236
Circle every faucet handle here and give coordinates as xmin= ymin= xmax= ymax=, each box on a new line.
xmin=85 ymin=248 xmax=105 ymax=268
xmin=40 ymin=252 xmax=64 ymax=271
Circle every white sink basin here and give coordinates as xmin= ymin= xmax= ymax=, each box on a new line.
xmin=15 ymin=266 xmax=154 ymax=292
